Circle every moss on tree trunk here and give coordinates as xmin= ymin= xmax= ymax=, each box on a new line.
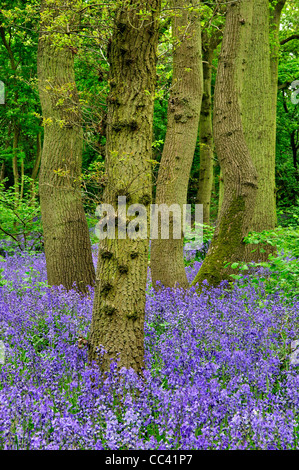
xmin=192 ymin=0 xmax=258 ymax=288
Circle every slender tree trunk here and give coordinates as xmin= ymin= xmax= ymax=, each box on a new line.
xmin=269 ymin=0 xmax=286 ymax=224
xmin=0 ymin=27 xmax=20 ymax=205
xmin=196 ymin=45 xmax=214 ymax=226
xmin=32 ymin=132 xmax=42 ymax=182
xmin=0 ymin=162 xmax=4 ymax=182
xmin=20 ymin=158 xmax=24 ymax=201
xmin=88 ymin=0 xmax=161 ymax=373
xmin=290 ymin=130 xmax=298 ymax=169
xmin=196 ymin=28 xmax=222 ymax=226
xmin=30 ymin=132 xmax=42 ymax=202
xmin=242 ymin=0 xmax=281 ymax=262
xmin=270 ymin=1 xmax=286 ymax=118
xmin=37 ymin=0 xmax=95 ymax=294
xmin=150 ymin=0 xmax=203 ymax=289
xmin=192 ymin=0 xmax=258 ymax=288
xmin=12 ymin=125 xmax=20 ymax=204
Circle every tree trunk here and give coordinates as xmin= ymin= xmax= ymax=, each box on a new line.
xmin=88 ymin=0 xmax=161 ymax=373
xmin=37 ymin=0 xmax=95 ymax=294
xmin=196 ymin=29 xmax=222 ymax=226
xmin=196 ymin=46 xmax=214 ymax=226
xmin=0 ymin=162 xmax=5 ymax=183
xmin=30 ymin=132 xmax=42 ymax=203
xmin=217 ymin=168 xmax=224 ymax=220
xmin=290 ymin=130 xmax=298 ymax=169
xmin=150 ymin=0 xmax=203 ymax=289
xmin=32 ymin=132 xmax=42 ymax=182
xmin=12 ymin=125 xmax=20 ymax=205
xmin=192 ymin=0 xmax=258 ymax=288
xmin=269 ymin=0 xmax=286 ymax=222
xmin=242 ymin=0 xmax=282 ymax=262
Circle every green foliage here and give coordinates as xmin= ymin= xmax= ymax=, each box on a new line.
xmin=275 ymin=2 xmax=299 ymax=209
xmin=228 ymin=225 xmax=299 ymax=298
xmin=0 ymin=177 xmax=42 ymax=253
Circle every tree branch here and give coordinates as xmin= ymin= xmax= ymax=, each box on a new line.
xmin=280 ymin=34 xmax=299 ymax=45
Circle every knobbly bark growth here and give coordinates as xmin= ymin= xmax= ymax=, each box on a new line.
xmin=37 ymin=0 xmax=95 ymax=294
xmin=88 ymin=0 xmax=161 ymax=374
xmin=196 ymin=29 xmax=222 ymax=225
xmin=192 ymin=0 xmax=258 ymax=288
xmin=151 ymin=0 xmax=203 ymax=289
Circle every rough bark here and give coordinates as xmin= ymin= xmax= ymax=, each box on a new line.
xmin=88 ymin=0 xmax=161 ymax=373
xmin=192 ymin=0 xmax=258 ymax=288
xmin=150 ymin=0 xmax=203 ymax=289
xmin=242 ymin=0 xmax=282 ymax=262
xmin=37 ymin=0 xmax=95 ymax=294
xmin=217 ymin=168 xmax=224 ymax=219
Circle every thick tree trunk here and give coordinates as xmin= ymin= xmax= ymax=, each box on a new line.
xmin=150 ymin=0 xmax=203 ymax=289
xmin=37 ymin=0 xmax=95 ymax=294
xmin=88 ymin=0 xmax=161 ymax=373
xmin=242 ymin=0 xmax=281 ymax=262
xmin=192 ymin=0 xmax=258 ymax=288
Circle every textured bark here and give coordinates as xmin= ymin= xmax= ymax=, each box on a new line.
xmin=150 ymin=0 xmax=203 ymax=289
xmin=88 ymin=0 xmax=161 ymax=373
xmin=196 ymin=30 xmax=222 ymax=226
xmin=192 ymin=0 xmax=258 ymax=288
xmin=242 ymin=0 xmax=282 ymax=262
xmin=217 ymin=168 xmax=224 ymax=219
xmin=37 ymin=0 xmax=95 ymax=294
